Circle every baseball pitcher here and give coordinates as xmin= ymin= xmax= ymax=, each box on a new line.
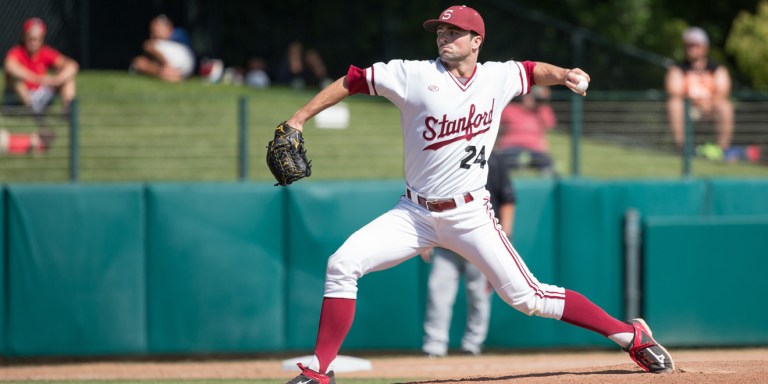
xmin=272 ymin=6 xmax=674 ymax=384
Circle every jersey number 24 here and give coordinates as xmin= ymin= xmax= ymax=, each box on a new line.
xmin=460 ymin=145 xmax=487 ymax=169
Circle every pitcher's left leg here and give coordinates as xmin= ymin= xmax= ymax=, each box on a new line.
xmin=444 ymin=198 xmax=674 ymax=373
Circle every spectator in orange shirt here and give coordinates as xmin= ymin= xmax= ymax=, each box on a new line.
xmin=665 ymin=26 xmax=734 ymax=154
xmin=496 ymin=85 xmax=557 ymax=176
xmin=3 ymin=17 xmax=79 ymax=116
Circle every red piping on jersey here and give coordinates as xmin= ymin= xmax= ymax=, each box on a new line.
xmin=445 ymin=64 xmax=477 ymax=92
xmin=484 ymin=197 xmax=565 ymax=301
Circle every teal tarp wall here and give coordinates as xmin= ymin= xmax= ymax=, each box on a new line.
xmin=6 ymin=184 xmax=146 ymax=356
xmin=146 ymin=183 xmax=285 ymax=353
xmin=644 ymin=216 xmax=768 ymax=346
xmin=1 ymin=179 xmax=767 ymax=356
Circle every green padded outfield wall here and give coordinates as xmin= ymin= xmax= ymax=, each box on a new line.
xmin=284 ymin=180 xmax=423 ymax=351
xmin=6 ymin=184 xmax=146 ymax=356
xmin=708 ymin=179 xmax=768 ymax=215
xmin=146 ymin=183 xmax=284 ymax=353
xmin=1 ymin=179 xmax=767 ymax=357
xmin=555 ymin=179 xmax=708 ymax=347
xmin=644 ymin=216 xmax=768 ymax=346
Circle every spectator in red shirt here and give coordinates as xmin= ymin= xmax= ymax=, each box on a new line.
xmin=3 ymin=18 xmax=79 ymax=115
xmin=496 ymin=85 xmax=557 ymax=176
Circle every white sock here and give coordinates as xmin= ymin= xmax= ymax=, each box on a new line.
xmin=307 ymin=355 xmax=335 ymax=374
xmin=608 ymin=332 xmax=634 ymax=349
xmin=308 ymin=355 xmax=321 ymax=372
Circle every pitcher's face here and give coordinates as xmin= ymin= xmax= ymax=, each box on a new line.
xmin=436 ymin=25 xmax=476 ymax=63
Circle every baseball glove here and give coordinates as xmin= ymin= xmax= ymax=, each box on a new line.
xmin=266 ymin=122 xmax=312 ymax=186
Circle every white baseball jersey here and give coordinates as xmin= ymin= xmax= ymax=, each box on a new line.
xmin=348 ymin=58 xmax=532 ymax=197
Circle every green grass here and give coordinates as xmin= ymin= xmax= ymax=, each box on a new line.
xmin=547 ymin=132 xmax=768 ymax=179
xmin=1 ymin=70 xmax=766 ymax=182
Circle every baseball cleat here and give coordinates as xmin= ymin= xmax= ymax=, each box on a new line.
xmin=285 ymin=363 xmax=336 ymax=384
xmin=625 ymin=318 xmax=675 ymax=373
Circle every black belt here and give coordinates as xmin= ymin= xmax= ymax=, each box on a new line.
xmin=406 ymin=189 xmax=474 ymax=212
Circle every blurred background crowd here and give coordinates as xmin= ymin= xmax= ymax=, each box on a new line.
xmin=1 ymin=0 xmax=768 ymax=180
xmin=2 ymin=1 xmax=766 ymax=91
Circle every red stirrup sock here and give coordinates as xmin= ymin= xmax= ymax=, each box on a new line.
xmin=314 ymin=297 xmax=356 ymax=374
xmin=560 ymin=289 xmax=633 ymax=336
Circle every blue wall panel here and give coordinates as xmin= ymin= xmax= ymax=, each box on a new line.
xmin=146 ymin=183 xmax=284 ymax=353
xmin=644 ymin=216 xmax=768 ymax=346
xmin=0 ymin=178 xmax=764 ymax=357
xmin=6 ymin=184 xmax=146 ymax=356
xmin=709 ymin=179 xmax=768 ymax=216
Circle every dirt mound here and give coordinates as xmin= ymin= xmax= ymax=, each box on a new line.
xmin=0 ymin=348 xmax=765 ymax=383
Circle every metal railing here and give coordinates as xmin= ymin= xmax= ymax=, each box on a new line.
xmin=2 ymin=92 xmax=767 ymax=182
xmin=548 ymin=92 xmax=768 ymax=178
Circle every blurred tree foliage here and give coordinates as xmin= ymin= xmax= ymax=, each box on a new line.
xmin=726 ymin=1 xmax=768 ymax=90
xmin=203 ymin=0 xmax=761 ymax=90
xmin=510 ymin=0 xmax=761 ymax=89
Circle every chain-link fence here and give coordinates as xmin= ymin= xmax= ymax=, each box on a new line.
xmin=2 ymin=90 xmax=767 ymax=182
xmin=0 ymin=0 xmax=80 ymax=61
xmin=553 ymin=94 xmax=768 ymax=152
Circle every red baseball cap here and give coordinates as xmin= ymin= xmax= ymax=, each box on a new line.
xmin=23 ymin=17 xmax=47 ymax=35
xmin=423 ymin=5 xmax=485 ymax=40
